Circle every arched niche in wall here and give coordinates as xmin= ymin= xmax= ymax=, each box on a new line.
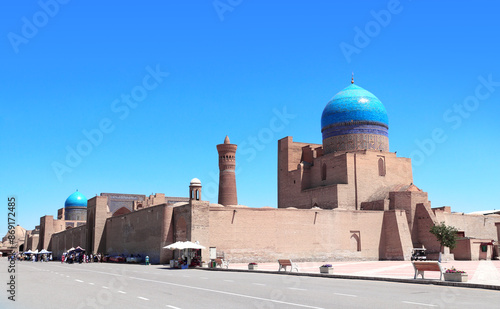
xmin=350 ymin=231 xmax=361 ymax=252
xmin=113 ymin=207 xmax=132 ymax=217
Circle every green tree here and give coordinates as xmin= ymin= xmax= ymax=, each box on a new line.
xmin=429 ymin=222 xmax=458 ymax=252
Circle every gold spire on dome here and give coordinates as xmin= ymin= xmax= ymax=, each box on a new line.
xmin=351 ymin=72 xmax=354 ymax=84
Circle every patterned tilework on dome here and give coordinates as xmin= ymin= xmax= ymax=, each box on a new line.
xmin=321 ymin=83 xmax=390 ymax=154
xmin=321 ymin=84 xmax=388 ymax=133
xmin=322 ymin=123 xmax=388 ymax=139
xmin=64 ymin=190 xmax=87 ymax=208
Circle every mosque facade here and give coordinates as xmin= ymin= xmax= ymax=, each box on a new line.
xmin=23 ymin=81 xmax=500 ymax=263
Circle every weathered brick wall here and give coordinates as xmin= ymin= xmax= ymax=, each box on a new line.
xmin=278 ymin=135 xmax=413 ymax=211
xmin=104 ymin=203 xmax=173 ymax=264
xmin=415 ymin=203 xmax=441 ymax=253
xmin=390 ymin=191 xmax=429 ymax=243
xmin=309 ymin=153 xmax=349 ymax=188
xmin=208 ymin=207 xmax=385 ymax=263
xmin=380 ymin=210 xmax=413 ymax=260
xmin=361 ymin=199 xmax=388 ymax=211
xmin=353 ymin=151 xmax=413 ymax=206
xmin=453 ymin=239 xmax=471 ymax=260
xmin=173 ymin=204 xmax=191 ymax=241
xmin=86 ymin=196 xmax=110 ymax=254
xmin=278 ymin=136 xmax=321 ymax=208
xmin=39 ymin=215 xmax=54 ymax=250
xmin=190 ymin=201 xmax=210 ymax=262
xmin=25 ymin=233 xmax=39 ymax=251
xmin=50 ymin=225 xmax=86 ymax=259
xmin=443 ymin=213 xmax=500 ymax=240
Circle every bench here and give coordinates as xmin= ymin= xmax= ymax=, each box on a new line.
xmin=412 ymin=261 xmax=443 ymax=280
xmin=215 ymin=258 xmax=229 ymax=269
xmin=278 ymin=259 xmax=299 ymax=272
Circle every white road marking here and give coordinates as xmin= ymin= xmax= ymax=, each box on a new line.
xmin=252 ymin=283 xmax=266 ymax=286
xmin=75 ymin=279 xmax=84 ymax=283
xmin=199 ymin=277 xmax=208 ymax=279
xmin=223 ymin=279 xmax=234 ymax=282
xmin=66 ymin=276 xmax=70 ymax=278
xmin=89 ymin=283 xmax=95 ymax=285
xmin=402 ymin=301 xmax=437 ymax=307
xmin=138 ymin=296 xmax=149 ymax=301
xmin=288 ymin=287 xmax=307 ymax=291
xmin=102 ymin=286 xmax=109 ymax=289
xmin=334 ymin=293 xmax=357 ymax=297
xmin=118 ymin=291 xmax=126 ymax=294
xmin=166 ymin=306 xmax=181 ymax=309
xmin=126 ymin=276 xmax=324 ymax=309
xmin=48 ymin=264 xmax=322 ymax=309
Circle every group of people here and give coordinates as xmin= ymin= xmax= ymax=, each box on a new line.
xmin=61 ymin=252 xmax=103 ymax=264
xmin=8 ymin=253 xmax=52 ymax=262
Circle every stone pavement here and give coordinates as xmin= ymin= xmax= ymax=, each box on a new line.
xmin=224 ymin=260 xmax=500 ymax=288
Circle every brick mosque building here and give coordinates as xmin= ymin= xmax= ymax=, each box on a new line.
xmin=24 ymin=81 xmax=500 ymax=263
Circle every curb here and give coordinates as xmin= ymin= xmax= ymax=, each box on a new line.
xmin=197 ymin=267 xmax=500 ymax=291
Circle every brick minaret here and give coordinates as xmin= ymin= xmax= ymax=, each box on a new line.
xmin=217 ymin=135 xmax=238 ymax=206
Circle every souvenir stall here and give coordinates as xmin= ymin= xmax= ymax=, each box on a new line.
xmin=164 ymin=241 xmax=205 ymax=269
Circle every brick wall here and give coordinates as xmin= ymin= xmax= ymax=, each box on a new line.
xmin=278 ymin=136 xmax=413 ymax=211
xmin=104 ymin=203 xmax=173 ymax=264
xmin=51 ymin=225 xmax=86 ymax=259
xmin=208 ymin=207 xmax=386 ymax=263
xmin=380 ymin=210 xmax=413 ymax=260
xmin=443 ymin=213 xmax=500 ymax=240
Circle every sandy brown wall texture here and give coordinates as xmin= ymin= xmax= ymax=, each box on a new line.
xmin=443 ymin=213 xmax=500 ymax=240
xmin=104 ymin=204 xmax=174 ymax=264
xmin=208 ymin=207 xmax=386 ymax=263
xmin=50 ymin=225 xmax=87 ymax=258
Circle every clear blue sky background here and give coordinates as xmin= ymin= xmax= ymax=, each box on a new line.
xmin=1 ymin=1 xmax=499 ymax=234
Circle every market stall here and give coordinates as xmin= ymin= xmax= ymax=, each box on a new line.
xmin=163 ymin=241 xmax=205 ymax=269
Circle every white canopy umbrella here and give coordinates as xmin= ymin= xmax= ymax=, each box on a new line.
xmin=67 ymin=247 xmax=75 ymax=253
xmin=24 ymin=250 xmax=33 ymax=254
xmin=39 ymin=249 xmax=51 ymax=254
xmin=163 ymin=241 xmax=205 ymax=268
xmin=163 ymin=241 xmax=205 ymax=250
xmin=184 ymin=241 xmax=205 ymax=250
xmin=164 ymin=241 xmax=186 ymax=250
xmin=32 ymin=249 xmax=39 ymax=254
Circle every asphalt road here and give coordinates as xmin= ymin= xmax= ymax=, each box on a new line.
xmin=0 ymin=259 xmax=498 ymax=308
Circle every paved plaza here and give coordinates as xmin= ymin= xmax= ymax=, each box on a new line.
xmin=228 ymin=260 xmax=500 ymax=288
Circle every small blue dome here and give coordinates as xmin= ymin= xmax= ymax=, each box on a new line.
xmin=65 ymin=190 xmax=87 ymax=208
xmin=321 ymin=84 xmax=388 ymax=131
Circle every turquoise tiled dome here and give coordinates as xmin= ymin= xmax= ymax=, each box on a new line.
xmin=64 ymin=190 xmax=87 ymax=208
xmin=321 ymin=84 xmax=388 ymax=132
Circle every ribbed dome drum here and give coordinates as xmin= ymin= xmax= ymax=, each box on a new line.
xmin=321 ymin=83 xmax=389 ymax=154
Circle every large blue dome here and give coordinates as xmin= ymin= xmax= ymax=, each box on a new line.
xmin=65 ymin=190 xmax=87 ymax=208
xmin=321 ymin=84 xmax=388 ymax=131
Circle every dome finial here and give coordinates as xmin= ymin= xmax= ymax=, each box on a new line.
xmin=224 ymin=135 xmax=230 ymax=144
xmin=351 ymin=72 xmax=354 ymax=84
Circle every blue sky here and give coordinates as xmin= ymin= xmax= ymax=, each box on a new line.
xmin=1 ymin=0 xmax=499 ymax=234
